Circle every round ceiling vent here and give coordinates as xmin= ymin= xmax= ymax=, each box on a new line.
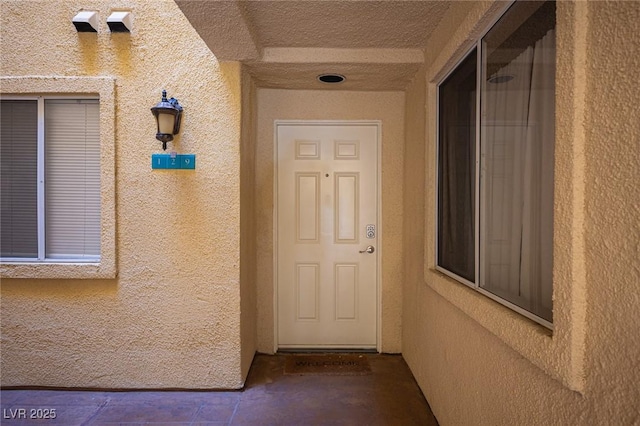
xmin=317 ymin=74 xmax=346 ymax=84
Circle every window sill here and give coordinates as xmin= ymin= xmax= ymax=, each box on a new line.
xmin=425 ymin=267 xmax=582 ymax=392
xmin=0 ymin=262 xmax=116 ymax=280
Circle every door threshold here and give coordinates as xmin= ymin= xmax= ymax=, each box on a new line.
xmin=277 ymin=348 xmax=378 ymax=354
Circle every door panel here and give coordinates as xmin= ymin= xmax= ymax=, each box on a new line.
xmin=335 ymin=173 xmax=359 ymax=243
xmin=296 ymin=173 xmax=320 ymax=243
xmin=277 ymin=123 xmax=378 ymax=349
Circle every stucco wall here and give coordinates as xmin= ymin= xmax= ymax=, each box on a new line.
xmin=403 ymin=1 xmax=640 ymax=424
xmin=402 ymin=64 xmax=426 ymax=373
xmin=255 ymin=89 xmax=405 ymax=354
xmin=1 ymin=0 xmax=249 ymax=389
xmin=239 ymin=67 xmax=258 ymax=379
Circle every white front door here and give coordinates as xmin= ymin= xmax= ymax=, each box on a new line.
xmin=276 ymin=122 xmax=379 ymax=349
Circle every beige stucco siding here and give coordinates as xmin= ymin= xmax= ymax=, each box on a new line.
xmin=403 ymin=1 xmax=640 ymax=424
xmin=255 ymin=89 xmax=405 ymax=353
xmin=239 ymin=67 xmax=258 ymax=379
xmin=1 ymin=1 xmax=250 ymax=389
xmin=2 ymin=1 xmax=638 ymax=417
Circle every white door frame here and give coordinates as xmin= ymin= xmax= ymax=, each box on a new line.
xmin=273 ymin=120 xmax=383 ymax=353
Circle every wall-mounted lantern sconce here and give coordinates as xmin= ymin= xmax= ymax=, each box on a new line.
xmin=73 ymin=11 xmax=98 ymax=32
xmin=107 ymin=11 xmax=132 ymax=32
xmin=151 ymin=90 xmax=183 ymax=151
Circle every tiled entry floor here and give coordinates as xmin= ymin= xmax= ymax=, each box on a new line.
xmin=0 ymin=354 xmax=438 ymax=425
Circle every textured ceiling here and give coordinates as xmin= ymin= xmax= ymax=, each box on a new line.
xmin=241 ymin=1 xmax=449 ymax=49
xmin=176 ymin=0 xmax=452 ymax=90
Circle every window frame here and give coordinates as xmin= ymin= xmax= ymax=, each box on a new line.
xmin=435 ymin=45 xmax=480 ymax=291
xmin=0 ymin=76 xmax=116 ymax=279
xmin=1 ymin=95 xmax=101 ymax=264
xmin=435 ymin=0 xmax=555 ymax=329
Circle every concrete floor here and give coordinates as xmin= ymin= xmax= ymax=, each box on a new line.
xmin=0 ymin=354 xmax=438 ymax=425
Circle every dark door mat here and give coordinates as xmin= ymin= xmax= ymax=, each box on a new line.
xmin=283 ymin=354 xmax=371 ymax=376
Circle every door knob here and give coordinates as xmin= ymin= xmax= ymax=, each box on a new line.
xmin=359 ymin=245 xmax=375 ymax=254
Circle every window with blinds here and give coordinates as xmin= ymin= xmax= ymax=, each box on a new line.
xmin=0 ymin=98 xmax=100 ymax=262
xmin=1 ymin=100 xmax=38 ymax=258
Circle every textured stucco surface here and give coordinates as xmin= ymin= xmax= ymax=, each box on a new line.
xmin=1 ymin=0 xmax=251 ymax=389
xmin=418 ymin=0 xmax=583 ymax=391
xmin=255 ymin=89 xmax=404 ymax=354
xmin=2 ymin=1 xmax=638 ymax=417
xmin=243 ymin=47 xmax=424 ymax=91
xmin=176 ymin=0 xmax=444 ymax=91
xmin=403 ymin=1 xmax=640 ymax=424
xmin=176 ymin=0 xmax=450 ymax=52
xmin=240 ymin=1 xmax=449 ymax=49
xmin=239 ymin=67 xmax=258 ymax=380
xmin=175 ymin=0 xmax=260 ymax=61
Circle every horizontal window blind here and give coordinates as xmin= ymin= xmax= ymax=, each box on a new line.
xmin=0 ymin=100 xmax=38 ymax=258
xmin=45 ymin=99 xmax=100 ymax=259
